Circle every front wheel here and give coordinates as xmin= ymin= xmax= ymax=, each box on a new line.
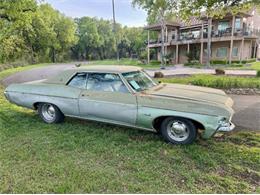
xmin=160 ymin=117 xmax=197 ymax=145
xmin=38 ymin=103 xmax=64 ymax=124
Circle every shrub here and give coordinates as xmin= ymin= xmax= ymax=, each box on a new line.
xmin=210 ymin=60 xmax=228 ymax=65
xmin=257 ymin=70 xmax=260 ymax=78
xmin=139 ymin=50 xmax=148 ymax=61
xmin=230 ymin=63 xmax=243 ymax=67
xmin=247 ymin=58 xmax=256 ymax=63
xmin=184 ymin=60 xmax=202 ymax=67
xmin=149 ymin=60 xmax=161 ymax=65
xmin=154 ymin=71 xmax=164 ymax=78
xmin=215 ymin=68 xmax=225 ymax=75
xmin=160 ymin=75 xmax=260 ymax=89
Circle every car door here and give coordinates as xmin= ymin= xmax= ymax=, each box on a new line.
xmin=78 ymin=72 xmax=137 ymax=125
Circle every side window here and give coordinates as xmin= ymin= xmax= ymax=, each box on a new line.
xmin=67 ymin=73 xmax=87 ymax=89
xmin=87 ymin=73 xmax=129 ymax=93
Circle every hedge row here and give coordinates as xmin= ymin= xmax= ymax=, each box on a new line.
xmin=210 ymin=58 xmax=256 ymax=65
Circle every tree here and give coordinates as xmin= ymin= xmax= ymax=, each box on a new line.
xmin=0 ymin=0 xmax=37 ymax=62
xmin=133 ymin=0 xmax=177 ymax=68
xmin=73 ymin=17 xmax=101 ymax=60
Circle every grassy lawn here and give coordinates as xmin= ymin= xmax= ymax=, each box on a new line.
xmin=160 ymin=74 xmax=260 ymax=89
xmin=249 ymin=61 xmax=260 ymax=71
xmin=0 ymin=67 xmax=260 ymax=193
xmin=223 ymin=61 xmax=260 ymax=71
xmin=88 ymin=59 xmax=162 ymax=69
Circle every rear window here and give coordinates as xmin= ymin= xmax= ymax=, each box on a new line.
xmin=67 ymin=73 xmax=87 ymax=89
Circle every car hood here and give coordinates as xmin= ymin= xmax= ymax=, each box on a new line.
xmin=145 ymin=83 xmax=233 ymax=107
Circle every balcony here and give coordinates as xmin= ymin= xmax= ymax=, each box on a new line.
xmin=147 ymin=28 xmax=259 ymax=47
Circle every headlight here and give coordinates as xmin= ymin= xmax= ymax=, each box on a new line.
xmin=218 ymin=117 xmax=228 ymax=125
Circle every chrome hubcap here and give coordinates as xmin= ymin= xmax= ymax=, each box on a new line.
xmin=42 ymin=104 xmax=56 ymax=121
xmin=167 ymin=120 xmax=189 ymax=141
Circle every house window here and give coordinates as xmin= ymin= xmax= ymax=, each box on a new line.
xmin=235 ymin=18 xmax=241 ymax=30
xmin=232 ymin=47 xmax=239 ymax=57
xmin=216 ymin=47 xmax=228 ymax=58
xmin=218 ymin=21 xmax=229 ymax=31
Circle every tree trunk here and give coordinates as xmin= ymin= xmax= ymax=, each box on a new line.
xmin=52 ymin=47 xmax=56 ymax=63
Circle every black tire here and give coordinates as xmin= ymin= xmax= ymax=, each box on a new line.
xmin=38 ymin=103 xmax=64 ymax=124
xmin=160 ymin=117 xmax=197 ymax=145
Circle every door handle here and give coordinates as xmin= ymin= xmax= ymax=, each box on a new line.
xmin=81 ymin=94 xmax=89 ymax=97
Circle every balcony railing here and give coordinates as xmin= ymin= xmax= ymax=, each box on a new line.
xmin=147 ymin=28 xmax=260 ymax=45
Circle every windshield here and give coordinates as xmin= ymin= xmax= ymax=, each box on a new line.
xmin=122 ymin=71 xmax=158 ymax=92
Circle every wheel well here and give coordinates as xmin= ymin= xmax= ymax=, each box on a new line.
xmin=152 ymin=116 xmax=205 ymax=132
xmin=33 ymin=102 xmax=41 ymax=110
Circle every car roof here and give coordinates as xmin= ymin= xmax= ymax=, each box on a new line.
xmin=77 ymin=65 xmax=142 ymax=73
xmin=44 ymin=65 xmax=143 ymax=85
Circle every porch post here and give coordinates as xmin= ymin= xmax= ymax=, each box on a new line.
xmin=250 ymin=40 xmax=253 ymax=58
xmin=254 ymin=41 xmax=257 ymax=58
xmin=229 ymin=15 xmax=235 ymax=65
xmin=206 ymin=17 xmax=212 ymax=66
xmin=147 ymin=30 xmax=150 ymax=64
xmin=175 ymin=28 xmax=178 ymax=41
xmin=187 ymin=44 xmax=190 ymax=53
xmin=240 ymin=38 xmax=244 ymax=62
xmin=175 ymin=44 xmax=179 ymax=64
xmin=200 ymin=22 xmax=204 ymax=64
xmin=166 ymin=26 xmax=168 ymax=43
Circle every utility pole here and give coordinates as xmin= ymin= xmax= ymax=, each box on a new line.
xmin=112 ymin=0 xmax=119 ymax=61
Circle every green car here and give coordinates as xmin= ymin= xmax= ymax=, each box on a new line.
xmin=4 ymin=65 xmax=235 ymax=144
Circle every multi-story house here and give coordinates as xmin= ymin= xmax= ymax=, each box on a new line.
xmin=144 ymin=8 xmax=260 ymax=64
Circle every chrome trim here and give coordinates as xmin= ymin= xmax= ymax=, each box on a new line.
xmin=4 ymin=90 xmax=9 ymax=100
xmin=217 ymin=122 xmax=235 ymax=132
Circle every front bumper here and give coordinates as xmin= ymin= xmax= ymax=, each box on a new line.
xmin=217 ymin=122 xmax=235 ymax=132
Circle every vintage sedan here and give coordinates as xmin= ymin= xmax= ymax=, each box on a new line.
xmin=4 ymin=65 xmax=235 ymax=144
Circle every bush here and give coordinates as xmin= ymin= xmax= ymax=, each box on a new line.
xmin=257 ymin=70 xmax=260 ymax=78
xmin=160 ymin=75 xmax=260 ymax=89
xmin=210 ymin=60 xmax=228 ymax=65
xmin=215 ymin=68 xmax=225 ymax=75
xmin=139 ymin=50 xmax=148 ymax=61
xmin=246 ymin=58 xmax=256 ymax=63
xmin=184 ymin=60 xmax=202 ymax=67
xmin=149 ymin=60 xmax=161 ymax=65
xmin=0 ymin=60 xmax=29 ymax=72
xmin=154 ymin=71 xmax=164 ymax=78
xmin=230 ymin=63 xmax=243 ymax=67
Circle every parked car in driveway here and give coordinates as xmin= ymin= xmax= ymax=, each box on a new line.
xmin=4 ymin=65 xmax=235 ymax=144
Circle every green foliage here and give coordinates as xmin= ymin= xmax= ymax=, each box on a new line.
xmin=210 ymin=60 xmax=229 ymax=65
xmin=161 ymin=75 xmax=260 ymax=89
xmin=244 ymin=58 xmax=257 ymax=63
xmin=250 ymin=62 xmax=260 ymax=71
xmin=256 ymin=70 xmax=260 ymax=78
xmin=69 ymin=17 xmax=146 ymax=61
xmin=149 ymin=60 xmax=161 ymax=65
xmin=184 ymin=60 xmax=202 ymax=67
xmin=0 ymin=1 xmax=77 ymax=64
xmin=210 ymin=59 xmax=257 ymax=65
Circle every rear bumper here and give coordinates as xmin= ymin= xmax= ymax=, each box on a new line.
xmin=217 ymin=122 xmax=235 ymax=132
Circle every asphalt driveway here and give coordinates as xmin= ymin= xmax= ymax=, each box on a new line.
xmin=1 ymin=63 xmax=259 ymax=131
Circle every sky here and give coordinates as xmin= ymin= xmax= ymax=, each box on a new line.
xmin=44 ymin=0 xmax=147 ymax=27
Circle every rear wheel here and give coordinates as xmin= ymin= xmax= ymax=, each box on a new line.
xmin=160 ymin=117 xmax=197 ymax=144
xmin=38 ymin=103 xmax=64 ymax=124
